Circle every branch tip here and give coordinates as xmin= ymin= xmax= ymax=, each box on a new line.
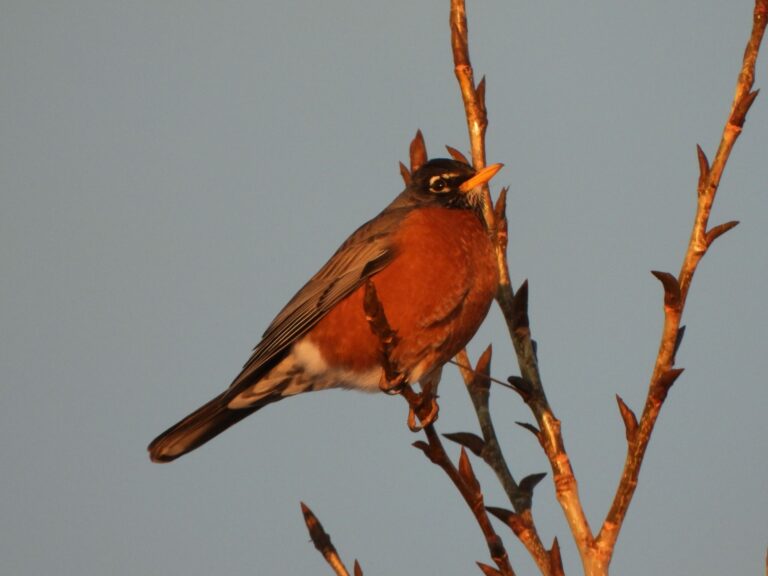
xmin=650 ymin=270 xmax=682 ymax=309
xmin=486 ymin=506 xmax=517 ymax=524
xmin=515 ymin=421 xmax=541 ymax=439
xmin=732 ymin=88 xmax=760 ymax=126
xmin=443 ymin=432 xmax=486 ymax=456
xmin=507 ymin=375 xmax=534 ymax=400
xmin=658 ymin=367 xmax=685 ymax=392
xmin=398 ymin=161 xmax=411 ymax=186
xmin=705 ymin=220 xmax=740 ymax=246
xmin=446 ymin=145 xmax=470 ymax=164
xmin=696 ymin=144 xmax=710 ymax=192
xmin=550 ymin=537 xmax=564 ymax=576
xmin=300 ymin=502 xmax=329 ymax=549
xmin=486 ymin=505 xmax=531 ymax=539
xmin=616 ymin=395 xmax=639 ymax=442
xmin=477 ymin=76 xmax=487 ymax=111
xmin=478 ymin=343 xmax=493 ymax=371
xmin=510 ymin=280 xmax=530 ymax=331
xmin=412 ymin=440 xmax=429 ymax=454
xmin=410 ymin=130 xmax=428 ymax=173
xmin=470 ymin=345 xmax=493 ymax=392
xmin=301 ymin=501 xmax=351 ymax=576
xmin=519 ymin=472 xmax=547 ymax=494
xmin=458 ymin=447 xmax=481 ymax=493
xmin=494 ymin=187 xmax=508 ymax=222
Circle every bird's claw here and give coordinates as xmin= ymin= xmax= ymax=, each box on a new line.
xmin=379 ymin=372 xmax=439 ymax=430
xmin=404 ymin=389 xmax=440 ymax=432
xmin=379 ymin=372 xmax=407 ymax=395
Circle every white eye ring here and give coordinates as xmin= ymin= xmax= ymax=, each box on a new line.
xmin=429 ymin=176 xmax=448 ymax=192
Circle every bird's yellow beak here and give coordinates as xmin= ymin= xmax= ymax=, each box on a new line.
xmin=458 ymin=163 xmax=504 ymax=193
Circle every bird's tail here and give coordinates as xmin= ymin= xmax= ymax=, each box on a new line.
xmin=147 ymin=391 xmax=280 ymax=463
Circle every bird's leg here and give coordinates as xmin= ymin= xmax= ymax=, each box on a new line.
xmin=363 ymin=279 xmax=439 ymax=430
xmin=365 ymin=280 xmax=407 ymax=394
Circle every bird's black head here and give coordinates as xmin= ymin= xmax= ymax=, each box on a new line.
xmin=407 ymin=158 xmax=503 ymax=210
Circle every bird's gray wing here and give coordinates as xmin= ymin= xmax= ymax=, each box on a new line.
xmin=229 ymin=206 xmax=408 ymax=388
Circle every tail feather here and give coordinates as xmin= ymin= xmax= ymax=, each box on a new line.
xmin=147 ymin=391 xmax=280 ymax=463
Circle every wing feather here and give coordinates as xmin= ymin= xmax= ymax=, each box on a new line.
xmin=228 ymin=206 xmax=407 ymax=389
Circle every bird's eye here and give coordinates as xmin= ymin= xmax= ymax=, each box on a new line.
xmin=430 ymin=177 xmax=448 ymax=193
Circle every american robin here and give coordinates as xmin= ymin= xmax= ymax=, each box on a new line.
xmin=148 ymin=158 xmax=503 ymax=462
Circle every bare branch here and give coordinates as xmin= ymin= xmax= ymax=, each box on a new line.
xmin=454 ymin=348 xmax=554 ymax=574
xmin=413 ymin=426 xmax=517 ymax=576
xmin=597 ymin=0 xmax=768 ymax=560
xmin=445 ymin=12 xmax=585 ymax=570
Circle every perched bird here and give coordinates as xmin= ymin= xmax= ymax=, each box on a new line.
xmin=148 ymin=158 xmax=503 ymax=462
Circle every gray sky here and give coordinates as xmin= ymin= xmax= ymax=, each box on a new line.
xmin=2 ymin=2 xmax=767 ymax=575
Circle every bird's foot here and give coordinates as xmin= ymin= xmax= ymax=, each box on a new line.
xmin=400 ymin=386 xmax=440 ymax=432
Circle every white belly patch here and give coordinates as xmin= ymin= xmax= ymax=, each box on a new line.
xmin=227 ymin=338 xmax=382 ymax=410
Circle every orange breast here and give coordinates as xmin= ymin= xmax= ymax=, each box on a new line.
xmin=307 ymin=206 xmax=498 ymax=382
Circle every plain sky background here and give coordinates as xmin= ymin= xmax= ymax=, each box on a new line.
xmin=1 ymin=1 xmax=767 ymax=575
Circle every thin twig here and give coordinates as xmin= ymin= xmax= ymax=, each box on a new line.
xmin=301 ymin=502 xmax=355 ymax=576
xmin=454 ymin=348 xmax=555 ymax=576
xmin=449 ymin=0 xmax=595 ymax=571
xmin=449 ymin=356 xmax=517 ymax=391
xmin=450 ymin=0 xmax=489 ymax=170
xmin=507 ymin=285 xmax=596 ymax=573
xmin=455 ymin=348 xmax=520 ymax=500
xmin=449 ymin=0 xmax=497 ymax=240
xmin=414 ymin=426 xmax=517 ymax=576
xmin=594 ymin=0 xmax=767 ymax=568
